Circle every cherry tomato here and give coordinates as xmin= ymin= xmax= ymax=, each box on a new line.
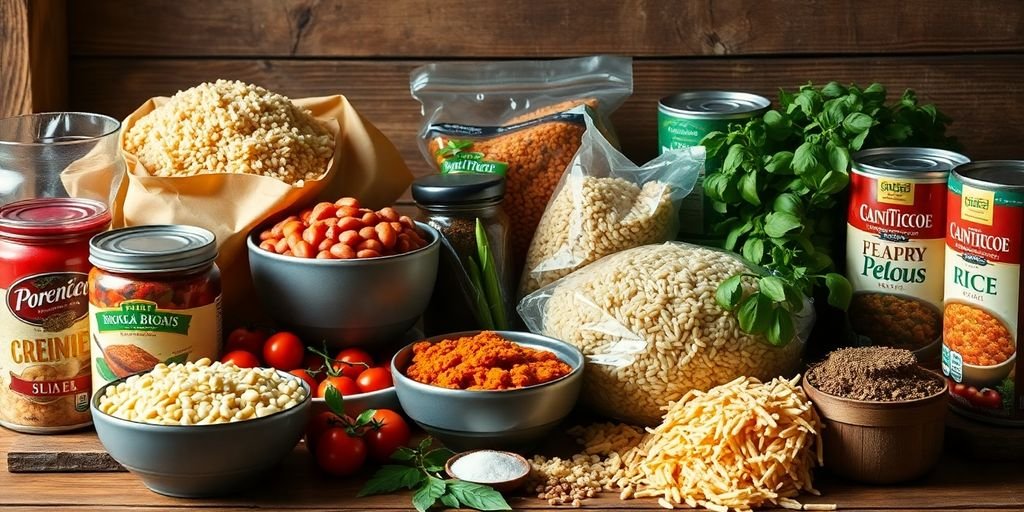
xmin=356 ymin=367 xmax=393 ymax=393
xmin=263 ymin=332 xmax=305 ymax=371
xmin=315 ymin=427 xmax=367 ymax=476
xmin=304 ymin=411 xmax=338 ymax=452
xmin=221 ymin=350 xmax=261 ymax=368
xmin=977 ymin=388 xmax=1003 ymax=409
xmin=365 ymin=409 xmax=411 ymax=462
xmin=333 ymin=348 xmax=374 ymax=379
xmin=304 ymin=352 xmax=328 ymax=377
xmin=318 ymin=376 xmax=360 ymax=397
xmin=225 ymin=327 xmax=267 ymax=356
xmin=289 ymin=369 xmax=318 ymax=392
xmin=952 ymin=382 xmax=968 ymax=397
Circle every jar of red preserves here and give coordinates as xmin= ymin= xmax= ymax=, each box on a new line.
xmin=0 ymin=198 xmax=110 ymax=433
xmin=88 ymin=225 xmax=222 ymax=392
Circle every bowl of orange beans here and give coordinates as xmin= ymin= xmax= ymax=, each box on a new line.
xmin=247 ymin=197 xmax=440 ymax=346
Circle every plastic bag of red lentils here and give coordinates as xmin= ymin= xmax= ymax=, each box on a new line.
xmin=410 ymin=56 xmax=633 ymax=272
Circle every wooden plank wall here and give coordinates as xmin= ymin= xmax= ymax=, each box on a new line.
xmin=59 ymin=0 xmax=1024 ymax=179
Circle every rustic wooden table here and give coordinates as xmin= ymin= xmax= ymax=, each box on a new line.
xmin=2 ymin=427 xmax=1023 ymax=511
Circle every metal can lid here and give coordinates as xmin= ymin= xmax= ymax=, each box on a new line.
xmin=411 ymin=173 xmax=506 ymax=207
xmin=853 ymin=147 xmax=970 ymax=179
xmin=951 ymin=160 xmax=1024 ymax=190
xmin=0 ymin=198 xmax=110 ymax=240
xmin=658 ymin=91 xmax=771 ymax=119
xmin=90 ymin=225 xmax=218 ymax=273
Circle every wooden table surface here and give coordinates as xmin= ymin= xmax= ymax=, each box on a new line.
xmin=2 ymin=427 xmax=1023 ymax=511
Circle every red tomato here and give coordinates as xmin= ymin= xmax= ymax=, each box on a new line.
xmin=952 ymin=382 xmax=968 ymax=397
xmin=333 ymin=348 xmax=374 ymax=379
xmin=305 ymin=411 xmax=345 ymax=452
xmin=318 ymin=376 xmax=360 ymax=398
xmin=221 ymin=350 xmax=261 ymax=368
xmin=263 ymin=332 xmax=305 ymax=371
xmin=365 ymin=409 xmax=411 ymax=462
xmin=289 ymin=369 xmax=318 ymax=392
xmin=356 ymin=367 xmax=393 ymax=393
xmin=225 ymin=327 xmax=267 ymax=356
xmin=977 ymin=388 xmax=1003 ymax=409
xmin=315 ymin=427 xmax=367 ymax=476
xmin=304 ymin=352 xmax=328 ymax=377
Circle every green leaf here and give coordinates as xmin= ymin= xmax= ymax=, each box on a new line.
xmin=766 ymin=308 xmax=796 ymax=346
xmin=824 ymin=273 xmax=853 ymax=310
xmin=763 ymin=110 xmax=792 ymax=141
xmin=445 ymin=480 xmax=512 ymax=511
xmin=324 ymin=385 xmax=345 ymax=417
xmin=792 ymin=142 xmax=819 ymax=175
xmin=465 ymin=257 xmax=495 ymax=329
xmin=764 ymin=212 xmax=803 ymax=238
xmin=759 ymin=276 xmax=788 ymax=302
xmin=850 ymin=129 xmax=869 ymax=151
xmin=764 ymin=151 xmax=794 ymax=175
xmin=784 ymin=283 xmax=806 ymax=311
xmin=703 ymin=173 xmax=730 ymax=203
xmin=700 ymin=131 xmax=728 ymax=157
xmin=418 ymin=437 xmax=434 ymax=453
xmin=164 ymin=352 xmax=189 ymax=365
xmin=818 ymin=170 xmax=850 ymax=195
xmin=391 ymin=447 xmax=417 ymax=462
xmin=745 ymin=122 xmax=767 ymax=148
xmin=827 ymin=144 xmax=850 ymax=174
xmin=423 ymin=448 xmax=456 ymax=471
xmin=821 ymin=82 xmax=846 ymax=98
xmin=742 ymin=238 xmax=765 ymax=264
xmin=881 ymin=123 xmax=912 ymax=142
xmin=716 ymin=275 xmax=745 ymax=310
xmin=413 ymin=477 xmax=446 ymax=512
xmin=440 ymin=493 xmax=460 ymax=509
xmin=711 ymin=199 xmax=729 ymax=214
xmin=723 ymin=144 xmax=747 ymax=173
xmin=736 ymin=292 xmax=772 ymax=335
xmin=95 ymin=358 xmax=117 ymax=382
xmin=476 ymin=218 xmax=508 ymax=330
xmin=843 ymin=112 xmax=874 ymax=134
xmin=358 ymin=465 xmax=427 ymax=497
xmin=819 ymin=98 xmax=847 ymax=129
xmin=863 ymin=83 xmax=886 ymax=102
xmin=772 ymin=193 xmax=802 ymax=216
xmin=739 ymin=172 xmax=760 ymax=206
xmin=354 ymin=408 xmax=377 ymax=427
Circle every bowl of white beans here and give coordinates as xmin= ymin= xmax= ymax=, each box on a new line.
xmin=90 ymin=358 xmax=311 ymax=497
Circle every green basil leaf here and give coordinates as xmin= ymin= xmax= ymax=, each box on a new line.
xmin=821 ymin=82 xmax=846 ymax=98
xmin=391 ymin=447 xmax=417 ymax=462
xmin=324 ymin=385 xmax=345 ymax=418
xmin=716 ymin=274 xmax=746 ymax=310
xmin=772 ymin=193 xmax=802 ymax=216
xmin=863 ymin=83 xmax=886 ymax=102
xmin=446 ymin=480 xmax=512 ymax=511
xmin=843 ymin=112 xmax=874 ymax=134
xmin=723 ymin=144 xmax=747 ymax=173
xmin=423 ymin=448 xmax=456 ymax=471
xmin=724 ymin=225 xmax=743 ymax=251
xmin=764 ymin=151 xmax=794 ymax=175
xmin=700 ymin=131 xmax=728 ymax=158
xmin=703 ymin=173 xmax=728 ymax=202
xmin=763 ymin=109 xmax=784 ymax=128
xmin=784 ymin=284 xmax=806 ymax=312
xmin=849 ymin=129 xmax=869 ymax=150
xmin=737 ymin=292 xmax=772 ymax=335
xmin=792 ymin=142 xmax=819 ymax=175
xmin=759 ymin=276 xmax=788 ymax=302
xmin=418 ymin=437 xmax=434 ymax=454
xmin=739 ymin=172 xmax=760 ymax=206
xmin=766 ymin=308 xmax=797 ymax=347
xmin=742 ymin=238 xmax=765 ymax=264
xmin=818 ymin=170 xmax=850 ymax=195
xmin=819 ymin=98 xmax=846 ymax=129
xmin=412 ymin=476 xmax=446 ymax=512
xmin=827 ymin=144 xmax=850 ymax=174
xmin=358 ymin=465 xmax=427 ymax=497
xmin=746 ymin=122 xmax=767 ymax=148
xmin=764 ymin=212 xmax=803 ymax=238
xmin=825 ymin=273 xmax=853 ymax=310
xmin=440 ymin=493 xmax=460 ymax=509
xmin=882 ymin=123 xmax=912 ymax=143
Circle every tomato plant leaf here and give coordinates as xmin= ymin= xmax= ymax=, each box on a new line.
xmin=715 ymin=274 xmax=745 ymax=311
xmin=324 ymin=385 xmax=345 ymax=418
xmin=358 ymin=465 xmax=426 ymax=497
xmin=825 ymin=272 xmax=853 ymax=310
xmin=412 ymin=476 xmax=446 ymax=512
xmin=446 ymin=480 xmax=512 ymax=511
xmin=759 ymin=276 xmax=788 ymax=302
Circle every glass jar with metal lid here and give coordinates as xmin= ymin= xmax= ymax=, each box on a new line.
xmin=87 ymin=225 xmax=222 ymax=392
xmin=0 ymin=198 xmax=110 ymax=433
xmin=412 ymin=173 xmax=512 ymax=335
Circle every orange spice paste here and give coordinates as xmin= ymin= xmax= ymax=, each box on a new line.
xmin=405 ymin=331 xmax=571 ymax=390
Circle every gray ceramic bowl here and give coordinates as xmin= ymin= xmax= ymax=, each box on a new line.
xmin=391 ymin=330 xmax=584 ymax=450
xmin=247 ymin=221 xmax=440 ymax=347
xmin=91 ymin=370 xmax=311 ymax=497
xmin=311 ymin=385 xmax=399 ymax=417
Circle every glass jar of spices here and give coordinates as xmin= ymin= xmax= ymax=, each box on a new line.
xmin=412 ymin=174 xmax=512 ymax=335
xmin=88 ymin=225 xmax=222 ymax=392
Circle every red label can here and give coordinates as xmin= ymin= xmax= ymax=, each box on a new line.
xmin=0 ymin=198 xmax=110 ymax=433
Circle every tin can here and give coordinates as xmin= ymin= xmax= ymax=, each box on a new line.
xmin=846 ymin=148 xmax=969 ymax=363
xmin=88 ymin=225 xmax=222 ymax=392
xmin=944 ymin=161 xmax=1024 ymax=425
xmin=0 ymin=198 xmax=110 ymax=433
xmin=658 ymin=91 xmax=770 ymax=240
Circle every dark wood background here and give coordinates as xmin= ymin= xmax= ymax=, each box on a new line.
xmin=3 ymin=0 xmax=1024 ymax=178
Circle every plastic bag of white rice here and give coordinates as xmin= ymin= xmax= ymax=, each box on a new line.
xmin=518 ymin=242 xmax=814 ymax=425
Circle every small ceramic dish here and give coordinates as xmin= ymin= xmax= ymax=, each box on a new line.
xmin=445 ymin=449 xmax=531 ymax=493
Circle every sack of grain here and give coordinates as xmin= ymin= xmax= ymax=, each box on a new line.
xmin=517 ymin=114 xmax=701 ymax=298
xmin=518 ymin=242 xmax=814 ymax=425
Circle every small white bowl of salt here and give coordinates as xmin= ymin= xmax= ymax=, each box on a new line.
xmin=445 ymin=449 xmax=531 ymax=492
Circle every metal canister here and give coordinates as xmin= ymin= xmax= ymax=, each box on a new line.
xmin=846 ymin=148 xmax=969 ymax=364
xmin=658 ymin=91 xmax=770 ymax=240
xmin=944 ymin=161 xmax=1024 ymax=425
xmin=88 ymin=225 xmax=222 ymax=392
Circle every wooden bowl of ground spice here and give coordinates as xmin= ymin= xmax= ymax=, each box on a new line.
xmin=803 ymin=347 xmax=948 ymax=484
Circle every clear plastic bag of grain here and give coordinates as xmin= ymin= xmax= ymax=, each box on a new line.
xmin=518 ymin=242 xmax=814 ymax=425
xmin=517 ymin=115 xmax=701 ymax=298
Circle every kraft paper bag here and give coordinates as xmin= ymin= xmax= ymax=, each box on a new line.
xmin=66 ymin=94 xmax=413 ymax=327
